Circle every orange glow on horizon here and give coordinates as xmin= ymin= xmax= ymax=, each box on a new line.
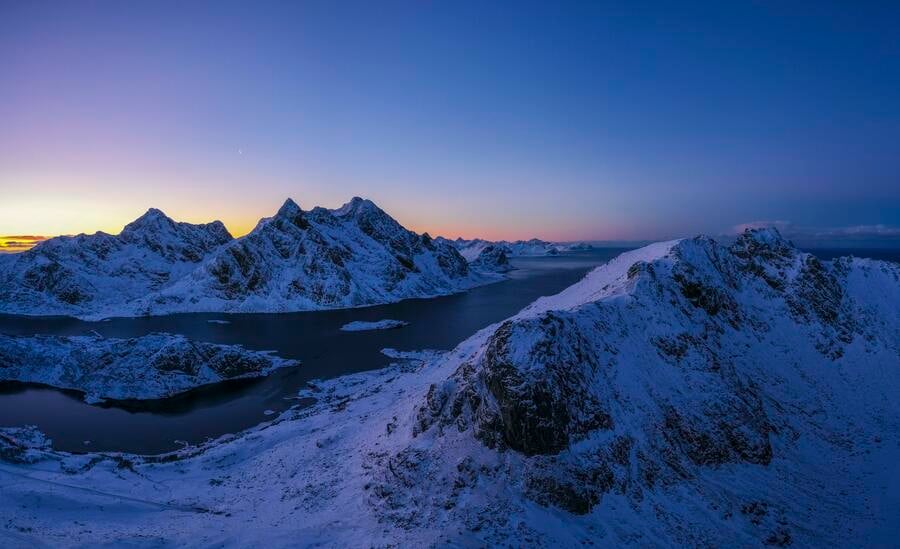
xmin=0 ymin=213 xmax=627 ymax=254
xmin=0 ymin=190 xmax=631 ymax=252
xmin=0 ymin=235 xmax=48 ymax=253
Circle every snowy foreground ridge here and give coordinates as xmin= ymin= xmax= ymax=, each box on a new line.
xmin=0 ymin=333 xmax=299 ymax=403
xmin=2 ymin=229 xmax=899 ymax=547
xmin=0 ymin=197 xmax=505 ymax=319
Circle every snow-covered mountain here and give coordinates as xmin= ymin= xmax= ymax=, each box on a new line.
xmin=469 ymin=244 xmax=514 ymax=273
xmin=434 ymin=237 xmax=496 ymax=261
xmin=140 ymin=198 xmax=498 ymax=315
xmin=0 ymin=333 xmax=299 ymax=403
xmin=0 ymin=198 xmax=503 ymax=319
xmin=382 ymin=228 xmax=899 ymax=545
xmin=2 ymin=228 xmax=898 ymax=546
xmin=438 ymin=236 xmax=594 ymax=261
xmin=0 ymin=209 xmax=232 ymax=317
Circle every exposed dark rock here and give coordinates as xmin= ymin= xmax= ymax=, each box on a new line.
xmin=470 ymin=245 xmax=513 ymax=273
xmin=524 ymin=458 xmax=613 ymax=514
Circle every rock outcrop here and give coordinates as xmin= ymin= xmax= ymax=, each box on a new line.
xmin=469 ymin=245 xmax=514 ymax=273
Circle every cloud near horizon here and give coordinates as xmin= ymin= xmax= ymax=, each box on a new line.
xmin=0 ymin=235 xmax=48 ymax=253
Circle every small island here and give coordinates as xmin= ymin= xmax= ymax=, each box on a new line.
xmin=339 ymin=319 xmax=410 ymax=332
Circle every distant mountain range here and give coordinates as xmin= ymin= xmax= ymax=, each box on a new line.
xmin=0 ymin=198 xmax=505 ymax=319
xmin=435 ymin=237 xmax=595 ymax=261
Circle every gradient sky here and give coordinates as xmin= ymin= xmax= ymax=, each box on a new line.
xmin=2 ymin=1 xmax=899 ymax=244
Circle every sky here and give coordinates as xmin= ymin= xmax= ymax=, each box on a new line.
xmin=1 ymin=1 xmax=899 ymax=248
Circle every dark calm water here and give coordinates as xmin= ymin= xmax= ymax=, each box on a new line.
xmin=0 ymin=250 xmax=628 ymax=454
xmin=0 ymin=247 xmax=896 ymax=455
xmin=803 ymin=248 xmax=900 ymax=263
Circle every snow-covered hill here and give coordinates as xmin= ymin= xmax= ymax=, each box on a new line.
xmin=0 ymin=333 xmax=299 ymax=403
xmin=0 ymin=209 xmax=232 ymax=317
xmin=2 ymin=229 xmax=898 ymax=546
xmin=469 ymin=244 xmax=514 ymax=273
xmin=0 ymin=198 xmax=504 ymax=319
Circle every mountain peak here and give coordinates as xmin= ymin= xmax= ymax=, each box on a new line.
xmin=275 ymin=198 xmax=302 ymax=218
xmin=742 ymin=226 xmax=787 ymax=245
xmin=122 ymin=208 xmax=176 ymax=233
xmin=117 ymin=208 xmax=232 ymax=262
xmin=333 ymin=196 xmax=381 ymax=218
xmin=732 ymin=226 xmax=796 ymax=260
xmin=275 ymin=198 xmax=303 ymax=219
xmin=263 ymin=198 xmax=312 ymax=232
xmin=138 ymin=208 xmax=170 ymax=221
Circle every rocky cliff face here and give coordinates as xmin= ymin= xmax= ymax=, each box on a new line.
xmin=469 ymin=244 xmax=513 ymax=273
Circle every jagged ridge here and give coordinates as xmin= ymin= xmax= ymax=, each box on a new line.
xmin=0 ymin=198 xmax=504 ymax=319
xmin=142 ymin=197 xmax=498 ymax=315
xmin=373 ymin=228 xmax=900 ymax=544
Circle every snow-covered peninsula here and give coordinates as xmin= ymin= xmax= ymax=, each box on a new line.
xmin=0 ymin=333 xmax=299 ymax=403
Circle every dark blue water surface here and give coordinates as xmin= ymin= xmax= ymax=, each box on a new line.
xmin=0 ymin=251 xmax=625 ymax=454
xmin=804 ymin=248 xmax=900 ymax=263
xmin=0 ymin=247 xmax=895 ymax=454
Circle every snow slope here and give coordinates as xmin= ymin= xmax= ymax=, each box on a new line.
xmin=1 ymin=228 xmax=898 ymax=547
xmin=0 ymin=333 xmax=299 ymax=403
xmin=0 ymin=198 xmax=504 ymax=319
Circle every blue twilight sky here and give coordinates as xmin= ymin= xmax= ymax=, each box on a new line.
xmin=1 ymin=1 xmax=898 ymax=245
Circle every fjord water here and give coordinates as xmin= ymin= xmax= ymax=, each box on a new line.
xmin=2 ymin=247 xmax=896 ymax=455
xmin=0 ymin=251 xmax=628 ymax=454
